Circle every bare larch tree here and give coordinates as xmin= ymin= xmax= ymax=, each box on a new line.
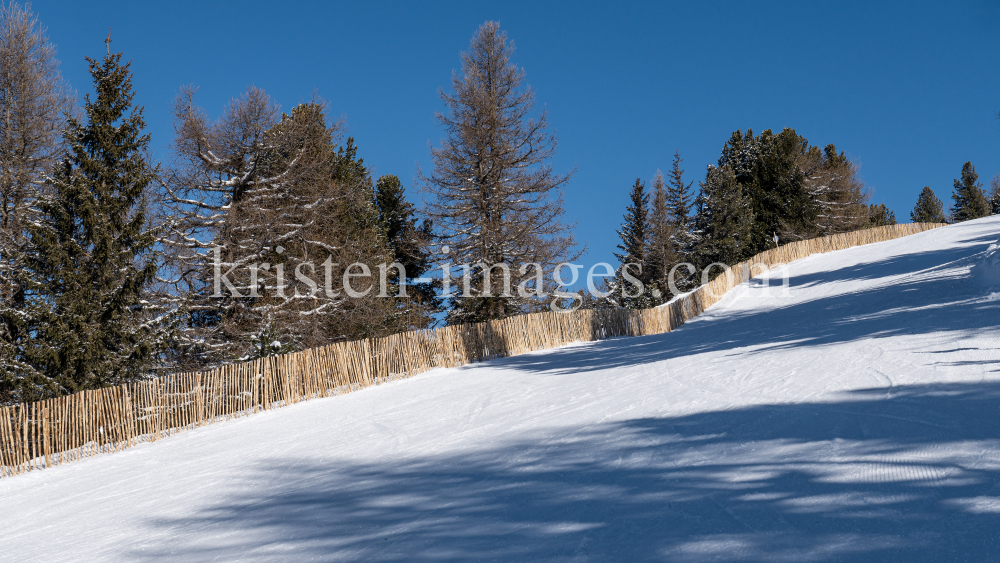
xmin=423 ymin=21 xmax=579 ymax=323
xmin=795 ymin=144 xmax=870 ymax=237
xmin=0 ymin=2 xmax=72 ymax=304
xmin=0 ymin=2 xmax=73 ymax=389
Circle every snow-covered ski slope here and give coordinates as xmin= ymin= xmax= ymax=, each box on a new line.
xmin=3 ymin=217 xmax=1000 ymax=562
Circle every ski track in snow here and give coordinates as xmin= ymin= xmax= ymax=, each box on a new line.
xmin=4 ymin=217 xmax=1000 ymax=562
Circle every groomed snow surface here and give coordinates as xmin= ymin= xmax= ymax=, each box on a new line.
xmin=4 ymin=217 xmax=1000 ymax=562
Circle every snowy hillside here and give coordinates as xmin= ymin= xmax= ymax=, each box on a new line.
xmin=3 ymin=216 xmax=1000 ymax=562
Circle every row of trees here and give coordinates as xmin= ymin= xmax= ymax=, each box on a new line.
xmin=610 ymin=142 xmax=1000 ymax=310
xmin=0 ymin=4 xmax=446 ymax=403
xmin=0 ymin=14 xmax=589 ymax=404
xmin=910 ymin=162 xmax=1000 ymax=224
xmin=607 ymin=129 xmax=889 ymax=307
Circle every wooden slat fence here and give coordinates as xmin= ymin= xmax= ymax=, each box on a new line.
xmin=0 ymin=222 xmax=946 ymax=478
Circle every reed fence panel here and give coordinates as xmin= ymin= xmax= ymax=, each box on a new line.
xmin=0 ymin=222 xmax=945 ymax=478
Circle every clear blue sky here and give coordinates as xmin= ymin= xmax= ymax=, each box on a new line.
xmin=34 ymin=0 xmax=1000 ymax=268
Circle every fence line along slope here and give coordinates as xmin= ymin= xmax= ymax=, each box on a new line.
xmin=0 ymin=222 xmax=944 ymax=478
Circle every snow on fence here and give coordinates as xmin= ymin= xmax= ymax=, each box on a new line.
xmin=0 ymin=222 xmax=945 ymax=478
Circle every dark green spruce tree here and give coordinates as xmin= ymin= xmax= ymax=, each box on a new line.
xmin=665 ymin=151 xmax=696 ymax=292
xmin=374 ymin=174 xmax=439 ymax=328
xmin=693 ymin=164 xmax=755 ymax=269
xmin=951 ymin=161 xmax=990 ymax=222
xmin=330 ymin=137 xmax=386 ymax=250
xmin=867 ymin=203 xmax=897 ymax=227
xmin=666 ymin=151 xmax=693 ymax=237
xmin=613 ymin=178 xmax=653 ymax=308
xmin=646 ymin=171 xmax=670 ymax=304
xmin=1 ymin=49 xmax=171 ymax=402
xmin=910 ymin=187 xmax=946 ymax=223
xmin=718 ymin=128 xmax=814 ymax=257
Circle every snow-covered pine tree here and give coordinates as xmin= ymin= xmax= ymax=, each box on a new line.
xmin=692 ymin=164 xmax=754 ymax=269
xmin=162 ymin=91 xmax=394 ymax=368
xmin=798 ymin=144 xmax=870 ymax=236
xmin=666 ymin=152 xmax=693 ymax=234
xmin=717 ymin=129 xmax=813 ymax=258
xmin=612 ymin=178 xmax=654 ymax=308
xmin=0 ymin=2 xmax=72 ymax=289
xmin=665 ymin=151 xmax=697 ymax=293
xmin=951 ymin=162 xmax=990 ymax=222
xmin=910 ymin=186 xmax=947 ymax=223
xmin=0 ymin=49 xmax=171 ymax=403
xmin=374 ymin=174 xmax=439 ymax=329
xmin=0 ymin=3 xmax=74 ymax=400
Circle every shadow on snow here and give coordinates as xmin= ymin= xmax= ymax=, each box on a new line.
xmin=492 ymin=231 xmax=1000 ymax=377
xmin=135 ymin=382 xmax=1000 ymax=562
xmin=133 ymin=229 xmax=1000 ymax=562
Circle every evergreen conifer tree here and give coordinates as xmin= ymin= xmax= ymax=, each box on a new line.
xmin=867 ymin=203 xmax=897 ymax=227
xmin=613 ymin=178 xmax=652 ymax=308
xmin=717 ymin=128 xmax=815 ymax=258
xmin=645 ymin=152 xmax=698 ymax=301
xmin=665 ymin=151 xmax=697 ymax=292
xmin=693 ymin=164 xmax=755 ymax=268
xmin=666 ymin=151 xmax=693 ymax=234
xmin=163 ymin=92 xmax=397 ymax=367
xmin=374 ymin=174 xmax=438 ymax=328
xmin=951 ymin=162 xmax=990 ymax=222
xmin=645 ymin=171 xmax=670 ymax=303
xmin=910 ymin=187 xmax=946 ymax=223
xmin=0 ymin=49 xmax=170 ymax=402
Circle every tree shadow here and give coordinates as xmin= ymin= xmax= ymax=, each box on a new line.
xmin=488 ymin=231 xmax=1000 ymax=377
xmin=777 ymin=231 xmax=998 ymax=288
xmin=134 ymin=381 xmax=1000 ymax=562
xmin=130 ymin=225 xmax=1000 ymax=561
